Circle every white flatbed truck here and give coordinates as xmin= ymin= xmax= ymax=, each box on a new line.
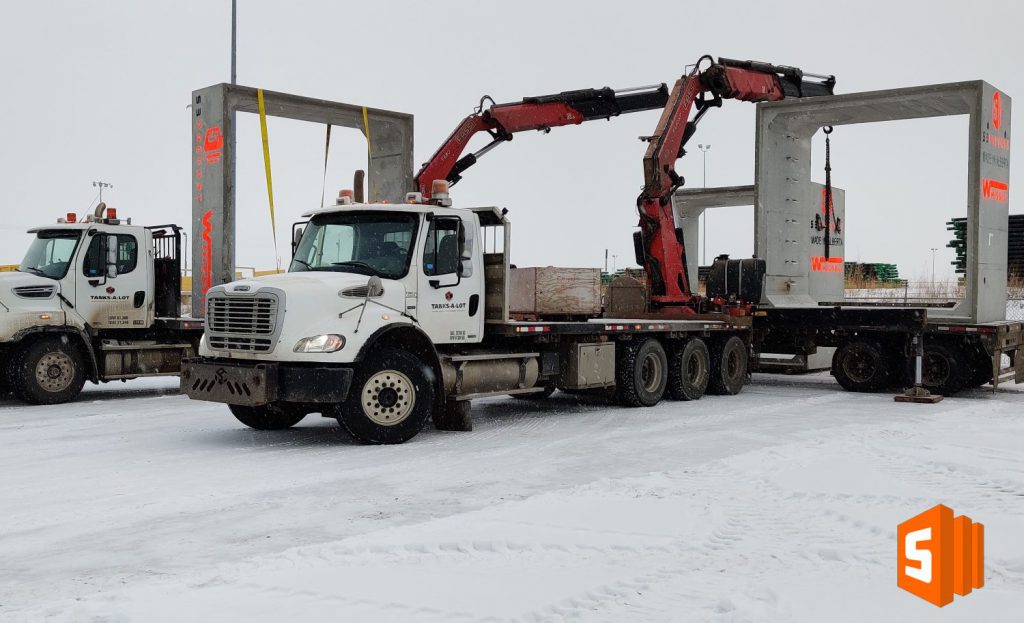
xmin=182 ymin=191 xmax=751 ymax=444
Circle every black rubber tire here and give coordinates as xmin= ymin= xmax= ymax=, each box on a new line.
xmin=668 ymin=338 xmax=710 ymax=401
xmin=921 ymin=343 xmax=966 ymax=395
xmin=11 ymin=336 xmax=87 ymax=405
xmin=832 ymin=340 xmax=890 ymax=392
xmin=228 ymin=403 xmax=307 ymax=430
xmin=965 ymin=352 xmax=994 ymax=389
xmin=511 ymin=383 xmax=556 ymax=400
xmin=615 ymin=338 xmax=668 ymax=407
xmin=0 ymin=355 xmax=10 ymax=395
xmin=708 ymin=336 xmax=747 ymax=396
xmin=334 ymin=348 xmax=436 ymax=444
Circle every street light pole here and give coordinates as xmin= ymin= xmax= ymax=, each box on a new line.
xmin=698 ymin=144 xmax=711 ymax=265
xmin=931 ymin=247 xmax=938 ymax=284
xmin=92 ymin=181 xmax=113 ymax=203
xmin=230 ymin=0 xmax=237 ymax=84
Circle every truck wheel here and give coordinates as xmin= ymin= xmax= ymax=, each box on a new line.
xmin=708 ymin=336 xmax=747 ymax=395
xmin=965 ymin=352 xmax=994 ymax=388
xmin=921 ymin=343 xmax=966 ymax=395
xmin=334 ymin=348 xmax=435 ymax=444
xmin=0 ymin=356 xmax=10 ymax=395
xmin=616 ymin=338 xmax=668 ymax=407
xmin=832 ymin=340 xmax=890 ymax=392
xmin=11 ymin=336 xmax=87 ymax=405
xmin=228 ymin=403 xmax=307 ymax=430
xmin=668 ymin=338 xmax=710 ymax=401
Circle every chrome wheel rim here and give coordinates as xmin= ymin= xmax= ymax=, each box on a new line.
xmin=640 ymin=352 xmax=663 ymax=393
xmin=361 ymin=370 xmax=416 ymax=426
xmin=687 ymin=351 xmax=706 ymax=384
xmin=843 ymin=349 xmax=876 ymax=383
xmin=923 ymin=352 xmax=950 ymax=387
xmin=726 ymin=349 xmax=741 ymax=379
xmin=35 ymin=351 xmax=75 ymax=393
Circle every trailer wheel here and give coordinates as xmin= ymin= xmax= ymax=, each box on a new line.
xmin=668 ymin=338 xmax=710 ymax=401
xmin=965 ymin=352 xmax=994 ymax=388
xmin=708 ymin=336 xmax=747 ymax=395
xmin=832 ymin=340 xmax=890 ymax=392
xmin=228 ymin=403 xmax=307 ymax=430
xmin=921 ymin=343 xmax=966 ymax=395
xmin=334 ymin=348 xmax=435 ymax=444
xmin=615 ymin=338 xmax=668 ymax=407
xmin=11 ymin=336 xmax=87 ymax=405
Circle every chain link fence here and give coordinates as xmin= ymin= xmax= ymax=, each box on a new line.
xmin=1009 ymin=285 xmax=1024 ymax=321
xmin=844 ymin=281 xmax=1024 ymax=322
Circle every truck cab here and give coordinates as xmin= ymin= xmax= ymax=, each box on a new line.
xmin=0 ymin=204 xmax=200 ymax=404
xmin=184 ymin=186 xmax=533 ymax=439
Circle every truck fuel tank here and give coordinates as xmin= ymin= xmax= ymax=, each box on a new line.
xmin=707 ymin=256 xmax=766 ymax=304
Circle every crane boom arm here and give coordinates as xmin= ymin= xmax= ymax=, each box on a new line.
xmin=637 ymin=56 xmax=835 ymax=309
xmin=415 ymin=84 xmax=669 ymax=196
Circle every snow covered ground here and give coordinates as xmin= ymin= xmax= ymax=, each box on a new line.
xmin=1 ymin=375 xmax=1022 ymax=622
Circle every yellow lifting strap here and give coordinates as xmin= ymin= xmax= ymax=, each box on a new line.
xmin=257 ymin=88 xmax=279 ymax=260
xmin=361 ymin=106 xmax=376 ymax=202
xmin=320 ymin=124 xmax=332 ymax=208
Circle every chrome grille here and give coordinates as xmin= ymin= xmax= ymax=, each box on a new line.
xmin=206 ymin=294 xmax=279 ymax=353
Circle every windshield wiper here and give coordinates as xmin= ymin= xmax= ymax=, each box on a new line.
xmin=291 ymin=258 xmax=313 ymax=270
xmin=20 ymin=266 xmax=46 ymax=277
xmin=331 ymin=260 xmax=378 ymax=274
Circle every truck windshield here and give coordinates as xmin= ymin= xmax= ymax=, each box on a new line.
xmin=19 ymin=230 xmax=82 ymax=279
xmin=290 ymin=211 xmax=418 ymax=279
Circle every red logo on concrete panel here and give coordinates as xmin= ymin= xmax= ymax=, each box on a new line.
xmin=811 ymin=255 xmax=844 ymax=273
xmin=200 ymin=210 xmax=214 ymax=306
xmin=982 ymin=178 xmax=1009 ymax=203
xmin=203 ymin=127 xmax=224 ymax=164
xmin=992 ymin=91 xmax=1002 ymax=129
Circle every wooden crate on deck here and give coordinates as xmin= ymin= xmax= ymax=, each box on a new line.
xmin=510 ymin=267 xmax=602 ymax=317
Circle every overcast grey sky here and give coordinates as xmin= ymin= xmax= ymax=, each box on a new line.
xmin=1 ymin=0 xmax=1020 ymax=281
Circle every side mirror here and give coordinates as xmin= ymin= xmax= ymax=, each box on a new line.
xmin=105 ymin=235 xmax=119 ymax=278
xmin=291 ymin=222 xmax=306 ymax=258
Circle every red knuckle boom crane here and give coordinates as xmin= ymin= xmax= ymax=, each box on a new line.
xmin=415 ymin=83 xmax=671 ymax=196
xmin=415 ymin=55 xmax=835 ymax=313
xmin=637 ymin=56 xmax=834 ymax=311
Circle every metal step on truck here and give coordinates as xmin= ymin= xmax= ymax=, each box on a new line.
xmin=182 ymin=186 xmax=752 ymax=444
xmin=0 ymin=204 xmax=202 ymax=404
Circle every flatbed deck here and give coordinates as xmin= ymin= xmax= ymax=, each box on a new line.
xmin=487 ymin=315 xmax=750 ymax=337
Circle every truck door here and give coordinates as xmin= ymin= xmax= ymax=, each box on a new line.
xmin=416 ymin=214 xmax=485 ymax=344
xmin=78 ymin=228 xmax=153 ymax=329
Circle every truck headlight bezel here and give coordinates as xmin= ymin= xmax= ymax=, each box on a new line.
xmin=293 ymin=334 xmax=346 ymax=353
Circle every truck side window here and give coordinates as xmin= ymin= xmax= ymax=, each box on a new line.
xmin=423 ymin=218 xmax=461 ymax=276
xmin=82 ymin=234 xmax=138 ymax=277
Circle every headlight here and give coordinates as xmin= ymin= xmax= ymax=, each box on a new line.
xmin=293 ymin=334 xmax=345 ymax=353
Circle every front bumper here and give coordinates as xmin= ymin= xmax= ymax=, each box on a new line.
xmin=181 ymin=359 xmax=353 ymax=407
